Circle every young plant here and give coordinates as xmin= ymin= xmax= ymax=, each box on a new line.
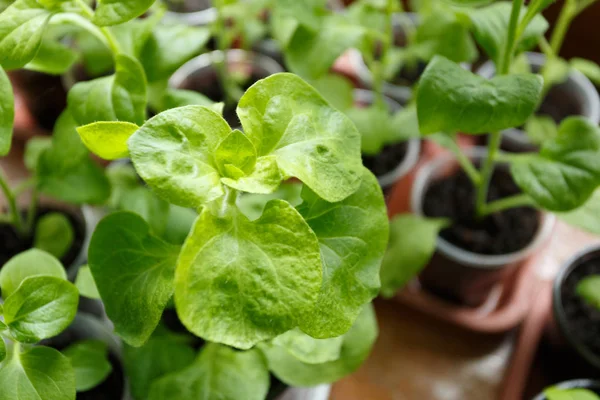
xmin=0 ymin=249 xmax=112 ymax=399
xmin=577 ymin=275 xmax=600 ymax=309
xmin=79 ymin=72 xmax=389 ymax=395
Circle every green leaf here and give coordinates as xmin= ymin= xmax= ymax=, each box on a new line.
xmin=238 ymin=73 xmax=363 ymax=202
xmin=543 ymin=57 xmax=570 ymax=88
xmin=37 ymin=111 xmax=110 ymax=204
xmin=128 ymin=105 xmax=229 ymax=208
xmin=0 ymin=248 xmax=66 ymax=299
xmin=93 ymin=0 xmax=154 ymax=26
xmin=175 ymin=200 xmax=322 ymax=349
xmin=576 ymin=275 xmax=600 ymax=309
xmin=162 ymin=205 xmax=197 ymax=245
xmin=525 ymin=114 xmax=558 ymax=145
xmin=89 ymin=212 xmax=180 ymax=347
xmin=110 ymin=11 xmax=163 ymax=58
xmin=151 ymin=88 xmax=216 ymax=113
xmin=272 ymin=328 xmax=343 ymax=364
xmin=309 ymin=74 xmax=354 ymax=111
xmin=220 ymin=155 xmax=282 ymax=194
xmin=0 ymin=0 xmax=51 ymax=70
xmin=0 ymin=66 xmax=14 ymax=156
xmin=77 ymin=121 xmax=139 ymax=160
xmin=296 ymin=168 xmax=388 ymax=338
xmin=545 ymin=387 xmax=600 ymax=400
xmin=0 ymin=346 xmax=75 ymax=400
xmin=141 ymin=24 xmax=210 ymax=82
xmin=24 ymin=38 xmax=78 ymax=75
xmin=63 ymin=340 xmax=112 ymax=392
xmin=380 ymin=215 xmax=448 ymax=298
xmin=33 ymin=213 xmax=74 ymax=260
xmin=416 ymin=56 xmax=543 ymax=135
xmin=571 ymin=58 xmax=600 ymax=86
xmin=511 ymin=117 xmax=600 ymax=211
xmin=0 ymin=338 xmax=5 ymax=362
xmin=215 ymin=129 xmax=257 ymax=179
xmin=148 ymin=344 xmax=269 ymax=400
xmin=3 ymin=276 xmax=78 ymax=343
xmin=260 ymin=303 xmax=378 ymax=387
xmin=123 ymin=334 xmax=195 ymax=400
xmin=271 ymin=0 xmax=326 ymax=32
xmin=237 ymin=182 xmax=303 ymax=221
xmin=74 ymin=265 xmax=100 ymax=299
xmin=68 ymin=54 xmax=147 ymax=126
xmin=467 ymin=2 xmax=549 ymax=67
xmin=24 ymin=137 xmax=51 ymax=171
xmin=558 ymin=189 xmax=600 ymax=235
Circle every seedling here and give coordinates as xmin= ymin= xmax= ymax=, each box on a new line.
xmin=577 ymin=275 xmax=600 ymax=309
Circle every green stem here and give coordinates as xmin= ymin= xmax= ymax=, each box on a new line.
xmin=0 ymin=168 xmax=23 ymax=233
xmin=446 ymin=135 xmax=481 ymax=186
xmin=550 ymin=0 xmax=576 ymax=55
xmin=498 ymin=0 xmax=524 ymax=75
xmin=479 ymin=193 xmax=533 ymax=216
xmin=12 ymin=178 xmax=35 ymax=197
xmin=26 ymin=186 xmax=38 ymax=234
xmin=476 ymin=131 xmax=502 ymax=218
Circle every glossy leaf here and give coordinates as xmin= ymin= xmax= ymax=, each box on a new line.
xmin=0 ymin=0 xmax=51 ymax=70
xmin=0 ymin=248 xmax=66 ymax=299
xmin=238 ymin=73 xmax=363 ymax=202
xmin=25 ymin=38 xmax=78 ymax=75
xmin=0 ymin=66 xmax=14 ymax=156
xmin=511 ymin=117 xmax=600 ymax=211
xmin=576 ymin=275 xmax=600 ymax=309
xmin=272 ymin=328 xmax=343 ymax=364
xmin=68 ymin=54 xmax=147 ymax=126
xmin=74 ymin=266 xmax=100 ymax=299
xmin=33 ymin=213 xmax=74 ymax=259
xmin=261 ymin=303 xmax=378 ymax=386
xmin=296 ymin=168 xmax=388 ymax=338
xmin=94 ymin=0 xmax=154 ymax=26
xmin=63 ymin=340 xmax=112 ymax=392
xmin=416 ymin=56 xmax=543 ymax=135
xmin=89 ymin=212 xmax=180 ymax=347
xmin=380 ymin=215 xmax=448 ymax=298
xmin=3 ymin=276 xmax=78 ymax=343
xmin=77 ymin=121 xmax=139 ymax=160
xmin=175 ymin=200 xmax=322 ymax=349
xmin=128 ymin=106 xmax=229 ymax=209
xmin=148 ymin=344 xmax=269 ymax=400
xmin=0 ymin=346 xmax=75 ymax=400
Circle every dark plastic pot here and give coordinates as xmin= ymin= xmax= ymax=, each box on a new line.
xmin=551 ymin=245 xmax=600 ymax=371
xmin=532 ymin=379 xmax=600 ymax=400
xmin=164 ymin=0 xmax=216 ymax=26
xmin=477 ymin=52 xmax=600 ymax=153
xmin=411 ymin=148 xmax=555 ymax=306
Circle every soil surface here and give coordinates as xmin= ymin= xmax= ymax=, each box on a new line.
xmin=362 ymin=141 xmax=408 ymax=178
xmin=0 ymin=207 xmax=85 ymax=268
xmin=165 ymin=0 xmax=211 ymax=13
xmin=560 ymin=257 xmax=600 ymax=359
xmin=423 ymin=167 xmax=540 ymax=255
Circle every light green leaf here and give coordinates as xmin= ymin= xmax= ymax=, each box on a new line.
xmin=272 ymin=328 xmax=343 ymax=364
xmin=571 ymin=58 xmax=600 ymax=86
xmin=0 ymin=248 xmax=66 ymax=299
xmin=148 ymin=344 xmax=269 ymax=400
xmin=141 ymin=24 xmax=210 ymax=82
xmin=309 ymin=74 xmax=354 ymax=111
xmin=123 ymin=334 xmax=195 ymax=400
xmin=380 ymin=215 xmax=448 ymax=298
xmin=543 ymin=57 xmax=570 ymax=88
xmin=175 ymin=200 xmax=322 ymax=349
xmin=0 ymin=346 xmax=75 ymax=400
xmin=525 ymin=114 xmax=558 ymax=145
xmin=558 ymin=189 xmax=600 ymax=235
xmin=24 ymin=137 xmax=52 ymax=171
xmin=576 ymin=275 xmax=600 ymax=310
xmin=215 ymin=129 xmax=257 ymax=179
xmin=261 ymin=303 xmax=378 ymax=387
xmin=416 ymin=56 xmax=543 ymax=135
xmin=468 ymin=2 xmax=549 ymax=67
xmin=74 ymin=266 xmax=100 ymax=299
xmin=220 ymin=155 xmax=282 ymax=194
xmin=0 ymin=66 xmax=13 ymax=156
xmin=3 ymin=276 xmax=78 ymax=343
xmin=24 ymin=38 xmax=78 ymax=75
xmin=68 ymin=54 xmax=147 ymax=126
xmin=545 ymin=387 xmax=600 ymax=400
xmin=238 ymin=73 xmax=363 ymax=202
xmin=237 ymin=182 xmax=303 ymax=221
xmin=33 ymin=213 xmax=74 ymax=260
xmin=93 ymin=0 xmax=154 ymax=26
xmin=89 ymin=212 xmax=180 ymax=347
xmin=511 ymin=117 xmax=600 ymax=211
xmin=129 ymin=105 xmax=229 ymax=208
xmin=0 ymin=0 xmax=51 ymax=70
xmin=271 ymin=0 xmax=326 ymax=32
xmin=296 ymin=168 xmax=388 ymax=338
xmin=77 ymin=121 xmax=139 ymax=160
xmin=63 ymin=340 xmax=112 ymax=392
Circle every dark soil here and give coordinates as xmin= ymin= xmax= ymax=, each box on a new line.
xmin=362 ymin=141 xmax=408 ymax=178
xmin=560 ymin=257 xmax=600 ymax=359
xmin=165 ymin=0 xmax=210 ymax=13
xmin=423 ymin=167 xmax=540 ymax=255
xmin=0 ymin=207 xmax=85 ymax=268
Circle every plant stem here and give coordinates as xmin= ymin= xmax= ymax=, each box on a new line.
xmin=0 ymin=168 xmax=23 ymax=233
xmin=479 ymin=193 xmax=533 ymax=216
xmin=550 ymin=0 xmax=576 ymax=55
xmin=26 ymin=185 xmax=38 ymax=234
xmin=476 ymin=131 xmax=502 ymax=217
xmin=446 ymin=135 xmax=481 ymax=186
xmin=498 ymin=0 xmax=524 ymax=75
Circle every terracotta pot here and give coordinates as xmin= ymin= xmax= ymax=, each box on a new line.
xmin=532 ymin=379 xmax=600 ymax=399
xmin=411 ymin=147 xmax=555 ymax=306
xmin=477 ymin=52 xmax=600 ymax=153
